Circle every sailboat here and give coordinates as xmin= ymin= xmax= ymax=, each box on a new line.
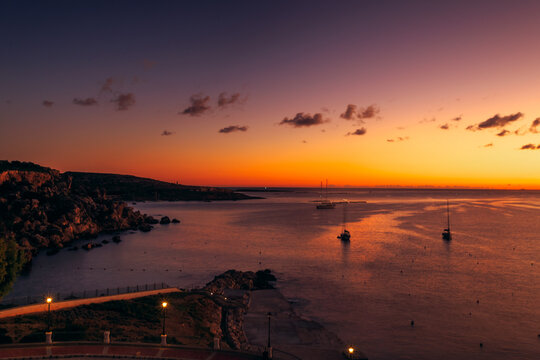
xmin=316 ymin=179 xmax=335 ymax=209
xmin=441 ymin=200 xmax=452 ymax=241
xmin=337 ymin=201 xmax=351 ymax=241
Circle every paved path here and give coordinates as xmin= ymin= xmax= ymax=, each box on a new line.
xmin=0 ymin=343 xmax=260 ymax=360
xmin=0 ymin=288 xmax=181 ymax=319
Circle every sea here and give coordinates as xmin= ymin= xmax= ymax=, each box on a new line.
xmin=4 ymin=188 xmax=540 ymax=360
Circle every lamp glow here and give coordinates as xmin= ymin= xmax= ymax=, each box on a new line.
xmin=348 ymin=347 xmax=354 ymax=354
xmin=46 ymin=297 xmax=52 ymax=303
xmin=162 ymin=301 xmax=168 ymax=308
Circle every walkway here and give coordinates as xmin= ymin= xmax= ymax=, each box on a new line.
xmin=0 ymin=288 xmax=181 ymax=319
xmin=0 ymin=343 xmax=260 ymax=360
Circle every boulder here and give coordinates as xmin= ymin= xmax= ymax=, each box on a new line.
xmin=160 ymin=216 xmax=171 ymax=224
xmin=171 ymin=218 xmax=180 ymax=224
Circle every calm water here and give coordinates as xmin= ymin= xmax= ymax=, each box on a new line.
xmin=6 ymin=189 xmax=540 ymax=360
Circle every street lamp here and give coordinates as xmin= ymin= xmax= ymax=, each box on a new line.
xmin=161 ymin=302 xmax=168 ymax=335
xmin=46 ymin=297 xmax=52 ymax=331
xmin=265 ymin=312 xmax=272 ymax=359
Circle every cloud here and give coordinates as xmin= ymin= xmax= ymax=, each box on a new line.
xmin=217 ymin=92 xmax=242 ymax=108
xmin=218 ymin=125 xmax=248 ymax=133
xmin=340 ymin=104 xmax=380 ymax=121
xmin=42 ymin=100 xmax=54 ymax=107
xmin=100 ymin=77 xmax=115 ymax=93
xmin=181 ymin=94 xmax=211 ymax=116
xmin=347 ymin=127 xmax=367 ymax=136
xmin=483 ymin=143 xmax=493 ymax=147
xmin=529 ymin=118 xmax=540 ymax=133
xmin=387 ymin=136 xmax=409 ymax=142
xmin=419 ymin=117 xmax=436 ymax=124
xmin=111 ymin=93 xmax=135 ymax=111
xmin=452 ymin=115 xmax=462 ymax=121
xmin=520 ymin=143 xmax=540 ymax=150
xmin=468 ymin=112 xmax=523 ymax=130
xmin=73 ymin=97 xmax=98 ymax=106
xmin=496 ymin=129 xmax=510 ymax=137
xmin=279 ymin=113 xmax=326 ymax=127
xmin=440 ymin=123 xmax=449 ymax=130
xmin=302 ymin=140 xmax=307 ymax=143
xmin=358 ymin=105 xmax=379 ymax=119
xmin=161 ymin=130 xmax=174 ymax=136
xmin=340 ymin=104 xmax=357 ymax=120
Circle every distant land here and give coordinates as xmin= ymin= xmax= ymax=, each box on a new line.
xmin=0 ymin=160 xmax=257 ymax=298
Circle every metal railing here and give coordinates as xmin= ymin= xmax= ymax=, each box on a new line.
xmin=0 ymin=282 xmax=170 ymax=307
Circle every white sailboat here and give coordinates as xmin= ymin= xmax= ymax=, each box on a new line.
xmin=316 ymin=179 xmax=335 ymax=209
xmin=337 ymin=201 xmax=351 ymax=241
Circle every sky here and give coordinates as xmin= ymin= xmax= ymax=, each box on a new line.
xmin=2 ymin=0 xmax=540 ymax=188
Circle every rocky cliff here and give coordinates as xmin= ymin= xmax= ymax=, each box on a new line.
xmin=0 ymin=161 xmax=154 ymax=297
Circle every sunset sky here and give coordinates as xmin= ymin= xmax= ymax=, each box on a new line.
xmin=2 ymin=0 xmax=540 ymax=187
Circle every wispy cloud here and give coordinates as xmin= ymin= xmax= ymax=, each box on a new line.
xmin=419 ymin=117 xmax=436 ymax=124
xmin=112 ymin=93 xmax=135 ymax=111
xmin=452 ymin=115 xmax=462 ymax=121
xmin=347 ymin=128 xmax=367 ymax=136
xmin=520 ymin=143 xmax=540 ymax=150
xmin=358 ymin=105 xmax=379 ymax=119
xmin=483 ymin=143 xmax=493 ymax=147
xmin=219 ymin=125 xmax=248 ymax=133
xmin=340 ymin=104 xmax=380 ymax=122
xmin=279 ymin=113 xmax=326 ymax=127
xmin=387 ymin=136 xmax=409 ymax=142
xmin=496 ymin=129 xmax=510 ymax=137
xmin=42 ymin=100 xmax=54 ymax=107
xmin=440 ymin=123 xmax=449 ymax=130
xmin=181 ymin=94 xmax=211 ymax=116
xmin=73 ymin=97 xmax=98 ymax=106
xmin=217 ymin=92 xmax=243 ymax=108
xmin=161 ymin=130 xmax=174 ymax=136
xmin=529 ymin=118 xmax=540 ymax=133
xmin=100 ymin=77 xmax=115 ymax=93
xmin=340 ymin=104 xmax=357 ymax=120
xmin=467 ymin=112 xmax=523 ymax=131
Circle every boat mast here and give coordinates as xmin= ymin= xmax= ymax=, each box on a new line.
xmin=446 ymin=200 xmax=450 ymax=231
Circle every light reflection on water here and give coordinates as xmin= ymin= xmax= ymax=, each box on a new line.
xmin=6 ymin=189 xmax=540 ymax=360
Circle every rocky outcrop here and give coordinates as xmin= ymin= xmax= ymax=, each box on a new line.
xmin=0 ymin=161 xmax=157 ymax=296
xmin=203 ymin=269 xmax=276 ymax=350
xmin=204 ymin=269 xmax=276 ymax=295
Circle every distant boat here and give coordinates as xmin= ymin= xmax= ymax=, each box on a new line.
xmin=442 ymin=200 xmax=452 ymax=241
xmin=337 ymin=201 xmax=351 ymax=241
xmin=316 ymin=179 xmax=335 ymax=209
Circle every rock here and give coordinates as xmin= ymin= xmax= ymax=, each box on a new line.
xmin=160 ymin=216 xmax=171 ymax=224
xmin=172 ymin=218 xmax=180 ymax=224
xmin=138 ymin=223 xmax=153 ymax=232
xmin=112 ymin=235 xmax=121 ymax=243
xmin=101 ymin=239 xmax=109 ymax=244
xmin=144 ymin=216 xmax=159 ymax=224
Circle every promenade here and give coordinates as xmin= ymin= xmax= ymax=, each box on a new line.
xmin=0 ymin=342 xmax=260 ymax=360
xmin=0 ymin=288 xmax=181 ymax=319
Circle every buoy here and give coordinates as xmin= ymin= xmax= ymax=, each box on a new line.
xmin=476 ymin=300 xmax=479 ymax=304
xmin=410 ymin=320 xmax=414 ymax=327
xmin=479 ymin=343 xmax=483 ymax=348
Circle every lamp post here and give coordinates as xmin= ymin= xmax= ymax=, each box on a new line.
xmin=161 ymin=301 xmax=168 ymax=345
xmin=45 ymin=297 xmax=53 ymax=344
xmin=266 ymin=312 xmax=272 ymax=359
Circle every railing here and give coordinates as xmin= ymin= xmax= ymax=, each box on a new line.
xmin=0 ymin=282 xmax=170 ymax=307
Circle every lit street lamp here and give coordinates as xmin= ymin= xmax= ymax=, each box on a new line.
xmin=161 ymin=301 xmax=168 ymax=335
xmin=160 ymin=301 xmax=168 ymax=346
xmin=46 ymin=297 xmax=52 ymax=331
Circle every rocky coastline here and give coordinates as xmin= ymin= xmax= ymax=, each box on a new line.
xmin=0 ymin=160 xmax=250 ymax=298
